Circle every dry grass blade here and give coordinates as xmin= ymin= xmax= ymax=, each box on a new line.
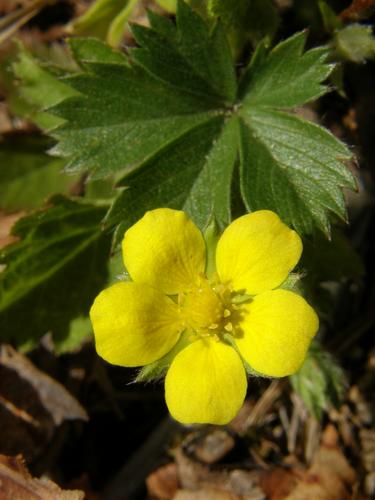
xmin=244 ymin=380 xmax=285 ymax=429
xmin=0 ymin=0 xmax=58 ymax=44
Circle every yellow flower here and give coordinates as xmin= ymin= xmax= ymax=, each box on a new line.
xmin=90 ymin=209 xmax=318 ymax=425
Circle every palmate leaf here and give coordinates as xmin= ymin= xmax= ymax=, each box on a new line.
xmin=46 ymin=0 xmax=355 ymax=236
xmin=0 ymin=196 xmax=111 ymax=350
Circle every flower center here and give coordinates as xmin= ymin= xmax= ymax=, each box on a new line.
xmin=180 ymin=276 xmax=243 ymax=338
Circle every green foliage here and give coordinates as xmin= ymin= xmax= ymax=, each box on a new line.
xmin=0 ymin=135 xmax=78 ymax=211
xmin=335 ymin=24 xmax=375 ymax=63
xmin=136 ymin=331 xmax=191 ymax=382
xmin=11 ymin=46 xmax=78 ymax=130
xmin=0 ymin=196 xmax=111 ymax=350
xmin=291 ymin=341 xmax=346 ymax=420
xmin=317 ymin=2 xmax=375 ymax=64
xmin=55 ymin=316 xmax=92 ymax=354
xmin=238 ymin=33 xmax=355 ymax=234
xmin=44 ymin=1 xmax=355 ymax=237
xmin=208 ymin=0 xmax=279 ymax=51
xmin=318 ymin=0 xmax=342 ymax=34
xmin=70 ymin=0 xmax=139 ymax=47
xmin=69 ymin=37 xmax=128 ymax=66
xmin=156 ymin=0 xmax=177 ymax=13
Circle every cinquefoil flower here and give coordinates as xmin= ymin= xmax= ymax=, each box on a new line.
xmin=90 ymin=209 xmax=318 ymax=424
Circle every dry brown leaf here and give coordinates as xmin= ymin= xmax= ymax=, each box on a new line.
xmin=173 ymin=446 xmax=226 ymax=491
xmin=340 ymin=0 xmax=375 ymax=21
xmin=193 ymin=429 xmax=235 ymax=465
xmin=173 ymin=487 xmax=240 ymax=500
xmin=0 ymin=345 xmax=88 ymax=425
xmin=259 ymin=425 xmax=357 ymax=500
xmin=259 ymin=468 xmax=298 ymax=500
xmin=0 ymin=1 xmax=29 ymax=13
xmin=172 ymin=446 xmax=265 ymax=499
xmin=360 ymin=428 xmax=375 ymax=472
xmin=146 ymin=462 xmax=179 ymax=500
xmin=309 ymin=424 xmax=356 ymax=486
xmin=0 ymin=454 xmax=84 ymax=499
xmin=0 ymin=211 xmax=23 ymax=250
xmin=0 ymin=344 xmax=88 ymax=462
xmin=228 ymin=470 xmax=265 ymax=499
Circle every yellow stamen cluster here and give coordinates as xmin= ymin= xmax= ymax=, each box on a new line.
xmin=179 ymin=276 xmax=243 ymax=339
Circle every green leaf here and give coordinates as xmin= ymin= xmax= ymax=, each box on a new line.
xmin=208 ymin=0 xmax=279 ymax=52
xmin=238 ymin=32 xmax=356 ymax=234
xmin=290 ymin=341 xmax=346 ymax=420
xmin=136 ymin=331 xmax=191 ymax=382
xmin=335 ymin=24 xmax=375 ymax=63
xmin=50 ymin=3 xmax=236 ymax=177
xmin=84 ymin=176 xmax=116 ymax=202
xmin=44 ymin=3 xmax=354 ymax=236
xmin=239 ymin=108 xmax=354 ymax=234
xmin=279 ymin=273 xmax=304 ymax=293
xmin=70 ymin=0 xmax=139 ymax=47
xmin=0 ymin=135 xmax=78 ymax=211
xmin=156 ymin=0 xmax=177 ymax=13
xmin=11 ymin=46 xmax=78 ymax=131
xmin=69 ymin=37 xmax=128 ymax=66
xmin=0 ymin=196 xmax=111 ymax=350
xmin=239 ymin=32 xmax=332 ymax=108
xmin=55 ymin=316 xmax=92 ymax=354
xmin=318 ymin=1 xmax=342 ymax=34
xmin=107 ymin=116 xmax=239 ymax=235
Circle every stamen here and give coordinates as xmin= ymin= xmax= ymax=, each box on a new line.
xmin=224 ymin=322 xmax=233 ymax=332
xmin=182 ymin=277 xmax=244 ymax=339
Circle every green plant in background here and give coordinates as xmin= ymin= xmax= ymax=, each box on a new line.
xmin=0 ymin=0 xmax=366 ymax=421
xmin=69 ymin=0 xmax=140 ymax=47
xmin=318 ymin=0 xmax=375 ymax=63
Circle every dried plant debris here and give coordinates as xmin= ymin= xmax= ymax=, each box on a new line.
xmin=147 ymin=419 xmax=360 ymax=499
xmin=260 ymin=425 xmax=357 ymax=500
xmin=0 ymin=212 xmax=23 ymax=250
xmin=146 ymin=462 xmax=179 ymax=499
xmin=0 ymin=344 xmax=88 ymax=462
xmin=146 ymin=346 xmax=375 ymax=499
xmin=0 ymin=454 xmax=84 ymax=499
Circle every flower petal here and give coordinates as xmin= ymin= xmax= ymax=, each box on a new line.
xmin=122 ymin=208 xmax=206 ymax=295
xmin=236 ymin=289 xmax=318 ymax=377
xmin=165 ymin=338 xmax=247 ymax=424
xmin=90 ymin=281 xmax=183 ymax=367
xmin=216 ymin=210 xmax=302 ymax=295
